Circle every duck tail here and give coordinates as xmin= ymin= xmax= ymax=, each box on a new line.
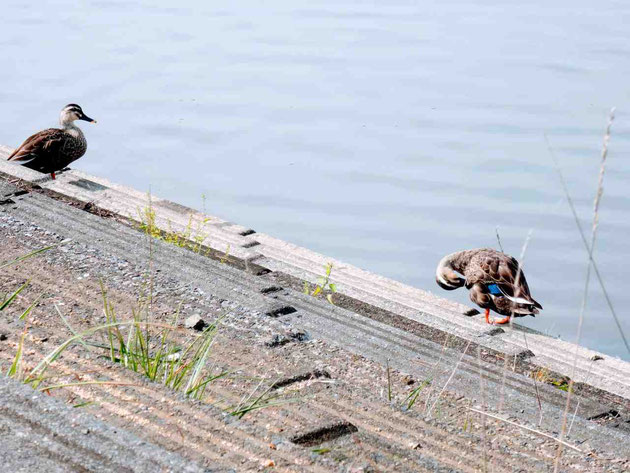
xmin=7 ymin=148 xmax=29 ymax=162
xmin=497 ymin=286 xmax=542 ymax=311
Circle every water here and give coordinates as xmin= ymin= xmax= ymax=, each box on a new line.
xmin=1 ymin=0 xmax=629 ymax=359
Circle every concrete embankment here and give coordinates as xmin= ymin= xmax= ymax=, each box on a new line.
xmin=1 ymin=147 xmax=629 ymax=472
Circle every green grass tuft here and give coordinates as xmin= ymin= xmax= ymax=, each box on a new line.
xmin=303 ymin=262 xmax=337 ymax=304
xmin=135 ymin=193 xmax=212 ymax=255
xmin=99 ymin=283 xmax=227 ymax=399
xmin=404 ymin=379 xmax=432 ymax=410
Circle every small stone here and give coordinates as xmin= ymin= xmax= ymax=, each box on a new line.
xmin=266 ymin=329 xmax=310 ymax=347
xmin=262 ymin=459 xmax=275 ymax=468
xmin=590 ymin=354 xmax=604 ymax=361
xmin=165 ymin=352 xmax=181 ymax=362
xmin=265 ymin=334 xmax=290 ymax=348
xmin=0 ymin=333 xmax=7 ymax=341
xmin=289 ymin=329 xmax=309 ymax=342
xmin=184 ymin=315 xmax=208 ymax=331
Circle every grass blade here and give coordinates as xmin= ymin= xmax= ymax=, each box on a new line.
xmin=0 ymin=241 xmax=69 ymax=270
xmin=55 ymin=304 xmax=90 ymax=349
xmin=25 ymin=321 xmax=136 ymax=388
xmin=0 ymin=280 xmax=30 ymax=311
xmin=6 ymin=326 xmax=28 ymax=379
xmin=40 ymin=380 xmax=140 ymax=392
xmin=19 ymin=293 xmax=43 ymax=320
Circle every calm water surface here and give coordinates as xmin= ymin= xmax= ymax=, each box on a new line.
xmin=2 ymin=0 xmax=629 ymax=358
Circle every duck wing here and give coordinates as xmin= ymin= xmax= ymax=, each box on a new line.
xmin=8 ymin=128 xmax=66 ymax=166
xmin=466 ymin=252 xmax=542 ymax=309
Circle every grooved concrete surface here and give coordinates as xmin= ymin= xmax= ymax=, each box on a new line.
xmin=1 ymin=148 xmax=628 ymax=402
xmin=1 ymin=153 xmax=630 ymax=472
xmin=0 ymin=378 xmax=210 ymax=473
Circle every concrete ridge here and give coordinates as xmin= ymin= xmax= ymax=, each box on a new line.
xmin=0 ymin=377 xmax=212 ymax=473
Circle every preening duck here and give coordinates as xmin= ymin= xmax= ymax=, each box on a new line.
xmin=435 ymin=248 xmax=542 ymax=325
xmin=7 ymin=104 xmax=96 ymax=179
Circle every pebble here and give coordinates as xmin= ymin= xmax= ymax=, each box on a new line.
xmin=184 ymin=315 xmax=208 ymax=331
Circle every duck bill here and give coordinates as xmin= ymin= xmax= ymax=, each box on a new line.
xmin=80 ymin=114 xmax=97 ymax=123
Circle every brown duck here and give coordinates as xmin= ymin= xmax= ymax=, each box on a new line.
xmin=7 ymin=104 xmax=96 ymax=179
xmin=435 ymin=248 xmax=542 ymax=325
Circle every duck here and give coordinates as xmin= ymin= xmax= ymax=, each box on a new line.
xmin=7 ymin=104 xmax=96 ymax=180
xmin=435 ymin=248 xmax=542 ymax=325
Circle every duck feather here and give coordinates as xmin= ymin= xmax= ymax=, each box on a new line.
xmin=463 ymin=249 xmax=541 ymax=307
xmin=8 ymin=128 xmax=84 ymax=174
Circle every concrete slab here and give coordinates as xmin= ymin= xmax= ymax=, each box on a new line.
xmin=2 ymin=146 xmax=629 ymax=404
xmin=2 ymin=171 xmax=630 ymax=471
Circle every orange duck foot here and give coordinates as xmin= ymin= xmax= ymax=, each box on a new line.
xmin=484 ymin=309 xmax=511 ymax=325
xmin=51 ymin=172 xmax=56 ymax=180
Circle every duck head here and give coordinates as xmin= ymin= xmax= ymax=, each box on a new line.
xmin=60 ymin=104 xmax=96 ymax=127
xmin=435 ymin=253 xmax=466 ymax=291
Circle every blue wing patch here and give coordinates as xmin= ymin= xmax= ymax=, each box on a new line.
xmin=487 ymin=283 xmax=503 ymax=295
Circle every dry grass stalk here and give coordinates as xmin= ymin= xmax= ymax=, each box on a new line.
xmin=495 ymin=229 xmax=534 ymax=416
xmin=520 ymin=332 xmax=544 ymax=425
xmin=477 ymin=346 xmax=489 ymax=473
xmin=567 ymin=358 xmax=597 ymax=436
xmin=545 ymin=112 xmax=628 ymax=354
xmin=553 ymin=107 xmax=616 ymax=473
xmin=425 ymin=340 xmax=471 ymax=418
xmin=469 ymin=408 xmax=583 ymax=453
xmin=421 ymin=333 xmax=453 ymax=413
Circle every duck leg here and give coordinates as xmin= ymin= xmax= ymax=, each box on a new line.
xmin=483 ymin=309 xmax=510 ymax=325
xmin=50 ymin=172 xmax=56 ymax=180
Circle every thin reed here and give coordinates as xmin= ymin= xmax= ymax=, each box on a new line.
xmin=550 ymin=107 xmax=619 ymax=472
xmin=229 ymin=376 xmax=296 ymax=419
xmin=545 ymin=110 xmax=628 ymax=354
